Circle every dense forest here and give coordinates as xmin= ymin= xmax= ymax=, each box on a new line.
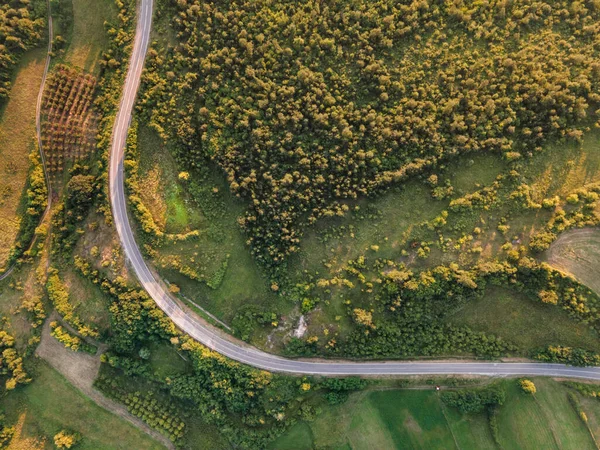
xmin=139 ymin=0 xmax=600 ymax=268
xmin=0 ymin=0 xmax=45 ymax=102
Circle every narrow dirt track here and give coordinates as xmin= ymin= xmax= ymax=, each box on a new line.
xmin=36 ymin=313 xmax=174 ymax=449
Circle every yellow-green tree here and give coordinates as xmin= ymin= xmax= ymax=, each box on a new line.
xmin=520 ymin=379 xmax=536 ymax=395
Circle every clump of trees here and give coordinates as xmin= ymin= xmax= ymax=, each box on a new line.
xmin=53 ymin=430 xmax=80 ymax=449
xmin=50 ymin=322 xmax=96 ymax=354
xmin=322 ymin=377 xmax=368 ymax=405
xmin=231 ymin=305 xmax=278 ymax=342
xmin=520 ymin=379 xmax=536 ymax=395
xmin=139 ymin=0 xmax=600 ymax=268
xmin=5 ymin=151 xmax=48 ymax=269
xmin=73 ymin=257 xmax=177 ymax=353
xmin=442 ymin=385 xmax=506 ymax=413
xmin=0 ymin=0 xmax=45 ymax=103
xmin=0 ymin=330 xmax=30 ymax=390
xmin=95 ymin=377 xmax=186 ymax=443
xmin=534 ymin=346 xmax=600 ymax=367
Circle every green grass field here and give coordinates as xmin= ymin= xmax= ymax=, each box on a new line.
xmin=136 ymin=125 xmax=281 ymax=323
xmin=0 ymin=48 xmax=47 ymax=270
xmin=62 ymin=267 xmax=112 ymax=335
xmin=272 ymin=379 xmax=598 ymax=450
xmin=496 ymin=379 xmax=596 ymax=450
xmin=62 ymin=0 xmax=115 ymax=74
xmin=1 ymin=361 xmax=165 ymax=449
xmin=447 ymin=287 xmax=600 ymax=352
xmin=136 ymin=113 xmax=600 ymax=352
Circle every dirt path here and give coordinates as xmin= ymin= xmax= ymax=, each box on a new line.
xmin=35 ymin=314 xmax=174 ymax=449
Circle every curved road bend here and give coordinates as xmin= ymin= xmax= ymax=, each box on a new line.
xmin=109 ymin=0 xmax=600 ymax=379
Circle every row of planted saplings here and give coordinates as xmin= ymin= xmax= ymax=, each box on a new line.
xmin=41 ymin=65 xmax=99 ymax=174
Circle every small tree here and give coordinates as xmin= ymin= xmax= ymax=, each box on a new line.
xmin=520 ymin=379 xmax=536 ymax=395
xmin=54 ymin=430 xmax=80 ymax=449
xmin=139 ymin=347 xmax=151 ymax=360
xmin=353 ymin=308 xmax=375 ymax=329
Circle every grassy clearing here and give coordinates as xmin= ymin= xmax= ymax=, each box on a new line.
xmin=273 ymin=389 xmax=468 ymax=450
xmin=578 ymin=394 xmax=600 ymax=444
xmin=147 ymin=341 xmax=190 ymax=379
xmin=136 ymin=125 xmax=280 ymax=322
xmin=447 ymin=287 xmax=600 ymax=352
xmin=533 ymin=378 xmax=595 ymax=449
xmin=62 ymin=0 xmax=115 ymax=74
xmin=442 ymin=404 xmax=495 ymax=450
xmin=289 ymin=153 xmax=506 ymax=276
xmin=524 ymin=131 xmax=600 ymax=200
xmin=288 ymin=131 xmax=600 ymax=284
xmin=368 ymin=390 xmax=457 ymax=449
xmin=274 ymin=380 xmax=597 ymax=450
xmin=0 ymin=48 xmax=46 ymax=269
xmin=267 ymin=422 xmax=313 ymax=450
xmin=0 ymin=267 xmax=40 ymax=351
xmin=137 ymin=125 xmax=200 ymax=233
xmin=62 ymin=267 xmax=111 ymax=335
xmin=1 ymin=361 xmax=165 ymax=449
xmin=496 ymin=380 xmax=596 ymax=450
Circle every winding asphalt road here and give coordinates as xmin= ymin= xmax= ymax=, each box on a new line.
xmin=108 ymin=0 xmax=600 ymax=379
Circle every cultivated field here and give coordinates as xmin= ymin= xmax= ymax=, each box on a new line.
xmin=273 ymin=379 xmax=598 ymax=450
xmin=41 ymin=65 xmax=98 ymax=178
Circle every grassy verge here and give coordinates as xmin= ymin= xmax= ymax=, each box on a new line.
xmin=1 ymin=361 xmax=165 ymax=449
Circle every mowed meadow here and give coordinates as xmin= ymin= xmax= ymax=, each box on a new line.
xmin=0 ymin=48 xmax=47 ymax=270
xmin=272 ymin=379 xmax=600 ymax=450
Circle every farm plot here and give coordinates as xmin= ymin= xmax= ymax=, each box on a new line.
xmin=41 ymin=65 xmax=98 ymax=178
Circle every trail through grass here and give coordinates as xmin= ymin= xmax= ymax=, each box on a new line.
xmin=0 ymin=362 xmax=165 ymax=450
